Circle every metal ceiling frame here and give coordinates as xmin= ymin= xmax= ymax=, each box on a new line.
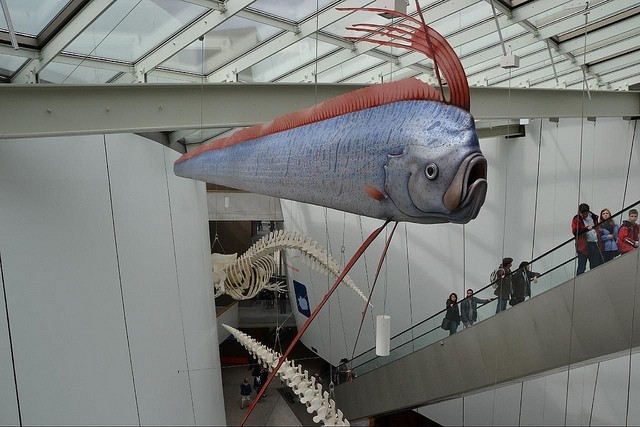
xmin=11 ymin=0 xmax=117 ymax=83
xmin=0 ymin=83 xmax=638 ymax=142
xmin=0 ymin=0 xmax=638 ymax=90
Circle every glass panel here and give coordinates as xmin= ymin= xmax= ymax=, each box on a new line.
xmin=513 ymin=39 xmax=547 ymax=58
xmin=0 ymin=7 xmax=6 ymax=30
xmin=65 ymin=0 xmax=207 ymax=62
xmin=249 ymin=0 xmax=336 ymax=22
xmin=0 ymin=52 xmax=28 ymax=77
xmin=1 ymin=0 xmax=71 ymax=36
xmin=39 ymin=61 xmax=118 ymax=84
xmin=317 ymin=54 xmax=383 ymax=83
xmin=161 ymin=16 xmax=282 ymax=75
xmin=324 ymin=9 xmax=389 ymax=38
xmin=458 ymin=25 xmax=527 ymax=57
xmin=429 ymin=2 xmax=493 ymax=36
xmin=238 ymin=38 xmax=337 ymax=82
xmin=346 ymin=202 xmax=640 ymax=380
xmin=406 ymin=0 xmax=442 ymax=15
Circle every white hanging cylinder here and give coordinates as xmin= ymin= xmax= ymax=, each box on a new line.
xmin=376 ymin=314 xmax=391 ymax=356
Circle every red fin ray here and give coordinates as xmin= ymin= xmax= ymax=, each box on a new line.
xmin=338 ymin=6 xmax=470 ymax=112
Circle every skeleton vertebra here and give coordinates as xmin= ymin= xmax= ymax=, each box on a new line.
xmin=223 ymin=324 xmax=349 ymax=426
xmin=213 ymin=230 xmax=368 ymax=304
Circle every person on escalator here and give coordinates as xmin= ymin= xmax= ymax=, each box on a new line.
xmin=510 ymin=261 xmax=540 ymax=305
xmin=571 ymin=203 xmax=603 ymax=275
xmin=444 ymin=293 xmax=461 ymax=334
xmin=597 ymin=208 xmax=619 ymax=262
xmin=337 ymin=358 xmax=354 ymax=384
xmin=494 ymin=257 xmax=513 ymax=313
xmin=618 ymin=209 xmax=639 ymax=255
xmin=460 ymin=289 xmax=493 ymax=328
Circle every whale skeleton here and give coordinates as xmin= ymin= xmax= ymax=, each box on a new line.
xmin=223 ymin=324 xmax=349 ymax=426
xmin=212 ymin=230 xmax=368 ymax=304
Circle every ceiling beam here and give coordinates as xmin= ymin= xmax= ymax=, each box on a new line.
xmin=11 ymin=0 xmax=117 ymax=83
xmin=0 ymin=83 xmax=638 ymax=140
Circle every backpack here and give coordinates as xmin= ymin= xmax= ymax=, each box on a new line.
xmin=490 ymin=266 xmax=503 ymax=289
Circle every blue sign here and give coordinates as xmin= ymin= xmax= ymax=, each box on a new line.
xmin=293 ymin=280 xmax=311 ymax=317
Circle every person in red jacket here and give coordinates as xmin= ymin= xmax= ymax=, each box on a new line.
xmin=618 ymin=209 xmax=639 ymax=254
xmin=571 ymin=203 xmax=603 ymax=275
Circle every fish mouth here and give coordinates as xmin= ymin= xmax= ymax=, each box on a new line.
xmin=442 ymin=153 xmax=488 ymax=222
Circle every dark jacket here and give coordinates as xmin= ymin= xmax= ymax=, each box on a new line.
xmin=571 ymin=211 xmax=599 ymax=256
xmin=460 ymin=296 xmax=491 ymax=324
xmin=494 ymin=267 xmax=512 ymax=299
xmin=445 ymin=298 xmax=460 ymax=322
xmin=511 ymin=269 xmax=540 ymax=304
xmin=240 ymin=382 xmax=252 ymax=396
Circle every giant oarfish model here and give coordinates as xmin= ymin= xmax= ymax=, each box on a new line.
xmin=175 ymin=7 xmax=487 ymax=224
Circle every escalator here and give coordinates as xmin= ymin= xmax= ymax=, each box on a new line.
xmin=334 ymin=205 xmax=640 ymax=421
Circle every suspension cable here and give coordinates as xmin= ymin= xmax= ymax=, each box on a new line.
xmin=404 ymin=224 xmax=415 ymax=345
xmin=351 ymin=222 xmax=399 ymax=360
xmin=565 ymin=7 xmax=590 ymax=425
xmin=531 ymin=121 xmax=543 ymax=260
xmin=622 ymin=120 xmax=637 ymax=209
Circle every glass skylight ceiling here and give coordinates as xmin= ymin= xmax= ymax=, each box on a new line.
xmin=0 ymin=0 xmax=637 ymax=92
xmin=0 ymin=0 xmax=72 ymax=36
xmin=0 ymin=52 xmax=26 ymax=76
xmin=63 ymin=0 xmax=207 ymax=62
xmin=160 ymin=16 xmax=284 ymax=75
xmin=249 ymin=0 xmax=336 ymax=22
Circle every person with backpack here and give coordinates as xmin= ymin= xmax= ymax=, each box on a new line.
xmin=618 ymin=209 xmax=639 ymax=255
xmin=571 ymin=203 xmax=603 ymax=275
xmin=494 ymin=257 xmax=513 ymax=313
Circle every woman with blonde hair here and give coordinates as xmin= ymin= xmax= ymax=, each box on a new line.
xmin=598 ymin=208 xmax=619 ymax=262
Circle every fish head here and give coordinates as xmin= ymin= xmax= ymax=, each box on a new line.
xmin=384 ymin=109 xmax=487 ymax=224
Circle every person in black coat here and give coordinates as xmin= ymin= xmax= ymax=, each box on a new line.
xmin=511 ymin=261 xmax=540 ymax=306
xmin=445 ymin=293 xmax=461 ymax=335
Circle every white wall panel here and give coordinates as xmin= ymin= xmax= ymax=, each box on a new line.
xmin=0 ymin=266 xmax=20 ymax=425
xmin=0 ymin=134 xmax=223 ymax=425
xmin=419 ymin=350 xmax=640 ymax=426
xmin=564 ymin=364 xmax=598 ymax=426
xmin=590 ymin=356 xmax=631 ymax=425
xmin=164 ymin=148 xmax=226 ymax=425
xmin=105 ymin=134 xmax=196 ymax=424
xmin=0 ymin=136 xmax=139 ymax=425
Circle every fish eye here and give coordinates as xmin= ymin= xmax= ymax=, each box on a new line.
xmin=425 ymin=163 xmax=438 ymax=180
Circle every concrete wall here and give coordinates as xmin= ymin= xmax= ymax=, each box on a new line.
xmin=0 ymin=134 xmax=225 ymax=425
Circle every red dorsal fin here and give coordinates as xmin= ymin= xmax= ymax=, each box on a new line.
xmin=338 ymin=6 xmax=470 ymax=112
xmin=176 ymin=78 xmax=439 ymax=164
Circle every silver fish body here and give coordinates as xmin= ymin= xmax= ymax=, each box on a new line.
xmin=174 ymin=100 xmax=487 ymax=224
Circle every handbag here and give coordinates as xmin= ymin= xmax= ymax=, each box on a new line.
xmin=441 ymin=318 xmax=451 ymax=331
